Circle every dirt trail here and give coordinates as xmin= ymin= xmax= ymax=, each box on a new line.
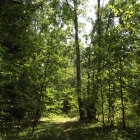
xmin=60 ymin=121 xmax=70 ymax=140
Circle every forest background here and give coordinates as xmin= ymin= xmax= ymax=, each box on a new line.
xmin=0 ymin=0 xmax=140 ymax=139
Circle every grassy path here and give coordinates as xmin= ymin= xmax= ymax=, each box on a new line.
xmin=1 ymin=116 xmax=140 ymax=140
xmin=60 ymin=121 xmax=70 ymax=140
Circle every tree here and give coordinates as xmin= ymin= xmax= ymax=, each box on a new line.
xmin=64 ymin=0 xmax=86 ymax=120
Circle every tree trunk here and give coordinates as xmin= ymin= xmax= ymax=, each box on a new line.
xmin=108 ymin=53 xmax=114 ymax=127
xmin=74 ymin=0 xmax=85 ymax=121
xmin=120 ymin=59 xmax=126 ymax=129
xmin=86 ymin=46 xmax=96 ymax=121
xmin=100 ymin=82 xmax=105 ymax=126
xmin=108 ymin=65 xmax=111 ymax=124
xmin=97 ymin=0 xmax=105 ymax=126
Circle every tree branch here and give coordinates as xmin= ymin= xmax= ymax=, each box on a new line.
xmin=65 ymin=0 xmax=74 ymax=12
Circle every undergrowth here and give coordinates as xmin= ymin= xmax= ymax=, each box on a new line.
xmin=0 ymin=115 xmax=140 ymax=140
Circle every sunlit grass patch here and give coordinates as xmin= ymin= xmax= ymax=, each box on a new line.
xmin=41 ymin=114 xmax=78 ymax=123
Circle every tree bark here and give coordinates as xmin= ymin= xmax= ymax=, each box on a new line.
xmin=86 ymin=46 xmax=96 ymax=121
xmin=108 ymin=53 xmax=114 ymax=127
xmin=74 ymin=0 xmax=85 ymax=121
xmin=120 ymin=59 xmax=126 ymax=129
xmin=97 ymin=0 xmax=105 ymax=126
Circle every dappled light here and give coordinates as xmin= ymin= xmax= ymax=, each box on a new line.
xmin=0 ymin=0 xmax=140 ymax=139
xmin=1 ymin=116 xmax=140 ymax=140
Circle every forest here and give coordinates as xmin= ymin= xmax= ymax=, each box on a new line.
xmin=0 ymin=0 xmax=140 ymax=139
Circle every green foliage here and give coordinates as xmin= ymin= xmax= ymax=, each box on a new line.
xmin=0 ymin=0 xmax=140 ymax=138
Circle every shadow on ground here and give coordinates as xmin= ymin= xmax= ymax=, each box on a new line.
xmin=62 ymin=121 xmax=140 ymax=140
xmin=1 ymin=120 xmax=140 ymax=140
xmin=0 ymin=121 xmax=66 ymax=140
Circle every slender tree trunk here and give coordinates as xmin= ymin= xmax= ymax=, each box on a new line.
xmin=118 ymin=2 xmax=126 ymax=129
xmin=97 ymin=0 xmax=101 ymax=47
xmin=86 ymin=46 xmax=96 ymax=121
xmin=86 ymin=46 xmax=91 ymax=120
xmin=108 ymin=53 xmax=114 ymax=127
xmin=108 ymin=64 xmax=111 ymax=124
xmin=74 ymin=0 xmax=85 ymax=120
xmin=32 ymin=52 xmax=50 ymax=133
xmin=105 ymin=0 xmax=115 ymax=126
xmin=120 ymin=59 xmax=126 ymax=129
xmin=111 ymin=82 xmax=116 ymax=125
xmin=87 ymin=46 xmax=91 ymax=96
xmin=100 ymin=81 xmax=105 ymax=126
xmin=97 ymin=0 xmax=105 ymax=126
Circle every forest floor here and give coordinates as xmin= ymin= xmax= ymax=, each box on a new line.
xmin=0 ymin=115 xmax=140 ymax=140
